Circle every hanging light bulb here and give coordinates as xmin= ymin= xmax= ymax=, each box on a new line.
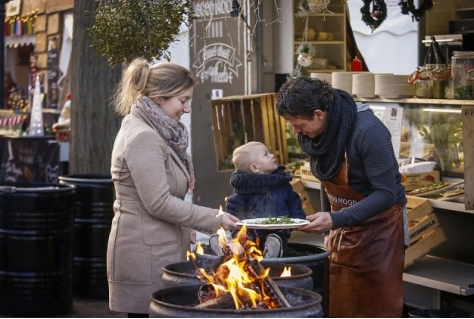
xmin=230 ymin=0 xmax=241 ymax=18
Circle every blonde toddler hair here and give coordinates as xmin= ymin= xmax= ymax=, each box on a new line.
xmin=232 ymin=141 xmax=265 ymax=173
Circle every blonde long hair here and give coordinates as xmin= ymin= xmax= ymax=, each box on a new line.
xmin=112 ymin=58 xmax=195 ymax=116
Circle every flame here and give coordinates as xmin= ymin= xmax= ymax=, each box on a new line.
xmin=216 ymin=205 xmax=224 ymax=217
xmin=195 ymin=241 xmax=204 ymax=255
xmin=280 ymin=266 xmax=292 ymax=277
xmin=193 ymin=225 xmax=283 ymax=310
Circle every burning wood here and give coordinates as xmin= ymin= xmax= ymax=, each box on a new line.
xmin=188 ymin=226 xmax=292 ymax=310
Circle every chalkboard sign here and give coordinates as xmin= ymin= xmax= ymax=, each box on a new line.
xmin=191 ymin=0 xmax=245 ymax=93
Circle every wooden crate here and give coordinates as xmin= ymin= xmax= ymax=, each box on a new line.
xmin=211 ymin=93 xmax=287 ymax=171
xmin=404 ymin=196 xmax=447 ymax=268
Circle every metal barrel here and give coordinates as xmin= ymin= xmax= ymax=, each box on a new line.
xmin=0 ymin=182 xmax=75 ymax=317
xmin=59 ymin=175 xmax=114 ymax=300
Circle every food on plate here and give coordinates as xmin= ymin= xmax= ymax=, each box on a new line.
xmin=440 ymin=187 xmax=465 ymax=198
xmin=247 ymin=216 xmax=303 ymax=225
xmin=407 ymin=181 xmax=450 ymax=195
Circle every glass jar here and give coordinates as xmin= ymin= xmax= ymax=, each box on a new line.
xmin=413 ymin=64 xmax=435 ymax=98
xmin=431 ymin=64 xmax=451 ymax=99
xmin=451 ymin=51 xmax=474 ymax=100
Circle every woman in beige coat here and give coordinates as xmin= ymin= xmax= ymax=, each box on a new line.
xmin=107 ymin=58 xmax=239 ymax=317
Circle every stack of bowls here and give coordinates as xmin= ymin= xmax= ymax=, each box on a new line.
xmin=332 ymin=72 xmax=366 ymax=95
xmin=352 ymin=73 xmax=376 ymax=98
xmin=374 ymin=74 xmax=415 ymax=98
xmin=310 ymin=72 xmax=332 ymax=84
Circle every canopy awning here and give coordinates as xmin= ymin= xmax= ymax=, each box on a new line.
xmin=5 ymin=34 xmax=36 ymax=48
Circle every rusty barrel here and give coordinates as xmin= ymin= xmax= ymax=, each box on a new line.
xmin=0 ymin=183 xmax=75 ymax=317
xmin=59 ymin=175 xmax=114 ymax=300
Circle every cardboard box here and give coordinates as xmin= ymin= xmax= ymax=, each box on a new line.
xmin=404 ymin=196 xmax=447 ymax=268
xmin=300 ymin=166 xmax=319 ymax=182
xmin=290 ymin=179 xmax=316 ymax=215
xmin=402 ymin=171 xmax=440 ymax=192
xmin=290 ymin=179 xmax=305 ymax=193
xmin=299 ymin=190 xmax=316 ymax=215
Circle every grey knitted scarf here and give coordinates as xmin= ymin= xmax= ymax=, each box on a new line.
xmin=136 ymin=96 xmax=195 ymax=192
xmin=298 ymin=89 xmax=357 ymax=181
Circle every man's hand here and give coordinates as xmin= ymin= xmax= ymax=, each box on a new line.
xmin=297 ymin=212 xmax=333 ymax=234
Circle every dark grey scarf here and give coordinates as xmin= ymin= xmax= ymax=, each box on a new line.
xmin=298 ymin=89 xmax=357 ymax=181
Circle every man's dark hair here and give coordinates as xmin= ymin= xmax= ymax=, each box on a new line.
xmin=276 ymin=77 xmax=333 ymax=119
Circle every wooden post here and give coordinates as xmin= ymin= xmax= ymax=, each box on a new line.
xmin=462 ymin=105 xmax=474 ymax=210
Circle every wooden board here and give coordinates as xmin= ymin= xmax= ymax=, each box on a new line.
xmin=462 ymin=105 xmax=474 ymax=210
xmin=290 ymin=179 xmax=305 ymax=193
xmin=408 ymin=212 xmax=441 ymax=245
xmin=405 ymin=227 xmax=447 ymax=268
xmin=35 ymin=32 xmax=47 ymax=52
xmin=46 ymin=12 xmax=60 ymax=35
xmin=34 ymin=14 xmax=47 ymax=33
xmin=406 ymin=196 xmax=433 ymax=221
xmin=21 ymin=0 xmax=46 ymax=15
xmin=36 ymin=52 xmax=47 ymax=69
xmin=404 ymin=195 xmax=446 ymax=268
xmin=210 ymin=94 xmax=286 ymax=171
xmin=45 ymin=0 xmax=74 ymax=13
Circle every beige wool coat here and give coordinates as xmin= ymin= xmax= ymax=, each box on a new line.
xmin=107 ymin=104 xmax=223 ymax=314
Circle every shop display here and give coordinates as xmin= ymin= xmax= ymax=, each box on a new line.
xmin=293 ymin=1 xmax=347 ymax=73
xmin=451 ymin=51 xmax=474 ymax=100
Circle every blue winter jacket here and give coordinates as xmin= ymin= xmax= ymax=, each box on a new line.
xmin=225 ymin=165 xmax=306 ymax=242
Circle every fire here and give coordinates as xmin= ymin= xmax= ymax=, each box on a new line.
xmin=189 ymin=226 xmax=290 ymax=310
xmin=280 ymin=266 xmax=292 ymax=277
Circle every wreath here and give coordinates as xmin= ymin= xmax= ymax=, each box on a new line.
xmin=360 ymin=0 xmax=387 ymax=32
xmin=399 ymin=0 xmax=434 ymax=22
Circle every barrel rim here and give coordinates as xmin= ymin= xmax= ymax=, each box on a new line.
xmin=59 ymin=174 xmax=112 ymax=184
xmin=196 ymin=243 xmax=330 ymax=263
xmin=150 ymin=284 xmax=322 ymax=315
xmin=163 ymin=260 xmax=313 ymax=280
xmin=0 ymin=184 xmax=75 ymax=193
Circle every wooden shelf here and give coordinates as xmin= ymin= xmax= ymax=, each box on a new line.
xmin=403 ymin=255 xmax=474 ymax=296
xmin=355 ymin=97 xmax=474 ymax=106
xmin=300 ymin=179 xmax=473 ymax=214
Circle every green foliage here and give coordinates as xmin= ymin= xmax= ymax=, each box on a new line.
xmin=89 ymin=0 xmax=192 ymax=67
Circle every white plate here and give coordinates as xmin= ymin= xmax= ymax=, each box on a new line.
xmin=236 ymin=218 xmax=310 ymax=230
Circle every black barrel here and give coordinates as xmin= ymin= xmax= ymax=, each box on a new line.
xmin=0 ymin=183 xmax=75 ymax=317
xmin=59 ymin=174 xmax=114 ymax=300
xmin=197 ymin=242 xmax=330 ymax=316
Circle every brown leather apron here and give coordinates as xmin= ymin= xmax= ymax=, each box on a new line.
xmin=320 ymin=161 xmax=404 ymax=318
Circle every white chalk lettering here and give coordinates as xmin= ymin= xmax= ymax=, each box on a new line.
xmin=327 ymin=193 xmax=359 ymax=206
xmin=199 ymin=61 xmax=234 ymax=83
xmin=193 ymin=0 xmax=232 ymax=18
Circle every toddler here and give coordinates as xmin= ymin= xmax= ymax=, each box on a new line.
xmin=224 ymin=141 xmax=306 ymax=258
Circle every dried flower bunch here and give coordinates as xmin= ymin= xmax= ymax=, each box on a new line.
xmin=89 ymin=0 xmax=192 ymax=67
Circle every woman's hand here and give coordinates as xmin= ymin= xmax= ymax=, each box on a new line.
xmin=297 ymin=212 xmax=333 ymax=234
xmin=220 ymin=212 xmax=240 ymax=230
xmin=189 ymin=229 xmax=196 ymax=244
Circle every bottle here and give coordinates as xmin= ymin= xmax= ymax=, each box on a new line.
xmin=351 ymin=56 xmax=362 ymax=72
